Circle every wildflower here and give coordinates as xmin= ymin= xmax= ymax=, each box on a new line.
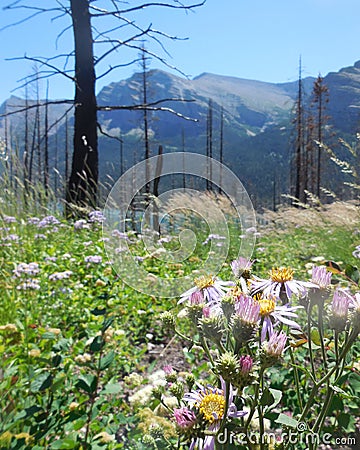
xmin=84 ymin=255 xmax=102 ymax=264
xmin=353 ymin=245 xmax=360 ymax=258
xmin=231 ymin=257 xmax=254 ymax=280
xmin=3 ymin=215 xmax=16 ymax=223
xmin=173 ymin=407 xmax=197 ymax=429
xmin=163 ymin=365 xmax=177 ymax=383
xmin=350 ymin=293 xmax=360 ymax=331
xmin=330 ymin=289 xmax=351 ymax=331
xmin=215 ymin=352 xmax=239 ymax=381
xmin=13 ymin=262 xmax=40 ymax=277
xmin=37 ymin=215 xmax=60 ymax=228
xmin=112 ymin=229 xmax=130 ymax=240
xmin=17 ymin=279 xmax=40 ymax=290
xmin=261 ymin=330 xmax=287 ymax=367
xmin=202 ymin=234 xmax=226 ymax=245
xmin=28 ymin=349 xmax=41 ymax=358
xmin=27 ymin=217 xmax=40 ymax=225
xmin=184 ymin=377 xmax=246 ymax=449
xmin=198 ymin=308 xmax=225 ymax=346
xmin=239 ymin=355 xmax=253 ymax=376
xmin=74 ymin=219 xmax=89 ymax=230
xmin=48 ymin=270 xmax=72 ymax=281
xmin=179 ymin=275 xmax=233 ymax=307
xmin=255 ymin=293 xmax=302 ymax=342
xmin=231 ymin=294 xmax=260 ymax=345
xmin=251 ymin=267 xmax=316 ymax=301
xmin=88 ymin=210 xmax=106 ymax=223
xmin=311 ymin=265 xmax=332 ymax=288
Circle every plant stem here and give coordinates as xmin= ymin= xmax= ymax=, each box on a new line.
xmin=289 ymin=346 xmax=303 ymax=410
xmin=307 ymin=307 xmax=316 ymax=381
xmin=317 ymin=302 xmax=327 ymax=370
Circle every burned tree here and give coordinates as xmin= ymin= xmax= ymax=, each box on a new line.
xmin=1 ymin=0 xmax=205 ymax=213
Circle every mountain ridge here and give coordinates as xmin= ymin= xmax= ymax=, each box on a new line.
xmin=1 ymin=60 xmax=360 ymax=207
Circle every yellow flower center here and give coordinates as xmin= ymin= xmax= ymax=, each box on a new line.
xmin=194 ymin=275 xmax=215 ymax=289
xmin=269 ymin=267 xmax=294 ymax=282
xmin=258 ymin=298 xmax=276 ymax=316
xmin=199 ymin=393 xmax=226 ymax=423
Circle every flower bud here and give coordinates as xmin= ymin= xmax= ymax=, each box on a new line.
xmin=169 ymin=382 xmax=184 ymax=401
xmin=214 ymin=352 xmax=239 ymax=381
xmin=198 ymin=315 xmax=225 ymax=346
xmin=159 ymin=311 xmax=176 ymax=331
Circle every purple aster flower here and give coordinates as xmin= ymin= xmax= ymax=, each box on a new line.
xmin=74 ymin=219 xmax=89 ymax=230
xmin=251 ymin=267 xmax=317 ymax=301
xmin=350 ymin=292 xmax=360 ymax=312
xmin=3 ymin=234 xmax=20 ymax=242
xmin=111 ymin=229 xmax=129 ymax=240
xmin=34 ymin=234 xmax=46 ymax=240
xmin=263 ymin=330 xmax=287 ymax=358
xmin=179 ymin=275 xmax=233 ymax=307
xmin=13 ymin=262 xmax=40 ymax=277
xmin=311 ymin=265 xmax=332 ymax=288
xmin=173 ymin=407 xmax=197 ymax=430
xmin=231 ymin=257 xmax=254 ymax=279
xmin=330 ymin=289 xmax=352 ymax=331
xmin=88 ymin=210 xmax=106 ymax=223
xmin=37 ymin=215 xmax=60 ymax=228
xmin=234 ymin=294 xmax=260 ymax=325
xmin=255 ymin=294 xmax=302 ymax=342
xmin=3 ymin=216 xmax=16 ymax=223
xmin=17 ymin=279 xmax=41 ymax=290
xmin=232 ymin=294 xmax=260 ymax=347
xmin=352 ymin=245 xmax=360 ymax=258
xmin=48 ymin=270 xmax=73 ymax=281
xmin=183 ymin=377 xmax=246 ymax=450
xmin=84 ymin=255 xmax=102 ymax=264
xmin=27 ymin=217 xmax=40 ymax=225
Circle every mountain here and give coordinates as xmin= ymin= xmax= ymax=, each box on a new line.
xmin=1 ymin=61 xmax=360 ymax=208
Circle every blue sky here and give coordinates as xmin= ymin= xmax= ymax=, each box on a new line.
xmin=1 ymin=0 xmax=360 ymax=103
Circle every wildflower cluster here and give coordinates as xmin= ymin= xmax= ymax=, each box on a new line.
xmin=154 ymin=258 xmax=360 ymax=450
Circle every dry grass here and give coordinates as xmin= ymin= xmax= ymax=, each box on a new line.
xmin=261 ymin=200 xmax=360 ymax=232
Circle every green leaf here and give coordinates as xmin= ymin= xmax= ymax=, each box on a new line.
xmin=76 ymin=374 xmax=97 ymax=394
xmin=101 ymin=383 xmax=122 ymax=395
xmin=31 ymin=373 xmax=53 ymax=392
xmin=91 ymin=307 xmax=107 ymax=316
xmin=53 ymin=338 xmax=71 ymax=352
xmin=260 ymin=388 xmax=282 ymax=413
xmin=41 ymin=331 xmax=57 ymax=340
xmin=330 ymin=384 xmax=354 ymax=399
xmin=51 ymin=438 xmax=78 ymax=449
xmin=345 ymin=264 xmax=359 ymax=284
xmin=52 ymin=354 xmax=62 ymax=367
xmin=89 ymin=335 xmax=104 ymax=353
xmin=101 ymin=316 xmax=114 ymax=333
xmin=275 ymin=413 xmax=298 ymax=429
xmin=99 ymin=350 xmax=115 ymax=370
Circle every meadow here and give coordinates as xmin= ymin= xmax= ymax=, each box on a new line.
xmin=0 ymin=187 xmax=359 ymax=449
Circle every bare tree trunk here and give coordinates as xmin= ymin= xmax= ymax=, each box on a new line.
xmin=66 ymin=0 xmax=98 ymax=212
xmin=44 ymin=80 xmax=49 ymax=193
xmin=141 ymin=48 xmax=151 ymax=195
xmin=219 ymin=105 xmax=224 ymax=194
